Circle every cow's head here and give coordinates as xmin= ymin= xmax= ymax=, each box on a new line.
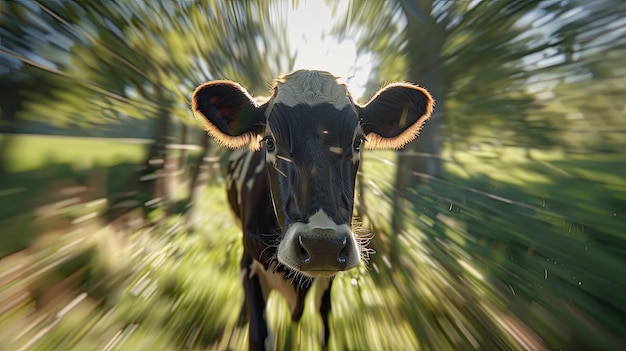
xmin=192 ymin=70 xmax=434 ymax=277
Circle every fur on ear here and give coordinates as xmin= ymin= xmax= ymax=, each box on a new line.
xmin=358 ymin=83 xmax=434 ymax=150
xmin=192 ymin=80 xmax=266 ymax=150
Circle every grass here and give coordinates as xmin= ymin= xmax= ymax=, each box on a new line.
xmin=0 ymin=134 xmax=149 ymax=257
xmin=1 ymin=133 xmax=148 ymax=173
xmin=405 ymin=146 xmax=626 ymax=349
xmin=0 ymin=133 xmax=205 ymax=256
xmin=1 ymin=135 xmax=625 ymax=350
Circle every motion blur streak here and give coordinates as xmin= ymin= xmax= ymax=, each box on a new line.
xmin=1 ymin=1 xmax=625 ymax=350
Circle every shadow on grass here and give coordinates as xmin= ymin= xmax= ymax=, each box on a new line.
xmin=0 ymin=158 xmax=150 ymax=256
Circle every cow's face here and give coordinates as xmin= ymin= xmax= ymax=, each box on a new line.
xmin=192 ymin=70 xmax=434 ymax=277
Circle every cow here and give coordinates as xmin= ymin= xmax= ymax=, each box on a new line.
xmin=191 ymin=69 xmax=434 ymax=350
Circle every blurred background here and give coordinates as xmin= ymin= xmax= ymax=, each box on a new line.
xmin=1 ymin=1 xmax=625 ymax=350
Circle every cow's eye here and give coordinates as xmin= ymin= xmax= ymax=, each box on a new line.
xmin=353 ymin=137 xmax=364 ymax=152
xmin=264 ymin=137 xmax=275 ymax=151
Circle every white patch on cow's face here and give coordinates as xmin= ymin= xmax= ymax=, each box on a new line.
xmin=273 ymin=70 xmax=352 ymax=109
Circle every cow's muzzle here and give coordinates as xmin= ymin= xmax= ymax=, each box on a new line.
xmin=277 ymin=210 xmax=360 ymax=277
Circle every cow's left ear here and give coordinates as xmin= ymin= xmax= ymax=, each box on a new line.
xmin=357 ymin=83 xmax=434 ymax=150
xmin=192 ymin=80 xmax=266 ymax=150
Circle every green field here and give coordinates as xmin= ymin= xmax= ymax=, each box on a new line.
xmin=1 ymin=134 xmax=625 ymax=350
xmin=0 ymin=134 xmax=152 ymax=256
xmin=1 ymin=134 xmax=149 ymax=173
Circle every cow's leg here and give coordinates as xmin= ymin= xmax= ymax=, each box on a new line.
xmin=319 ymin=279 xmax=333 ymax=348
xmin=242 ymin=257 xmax=268 ymax=351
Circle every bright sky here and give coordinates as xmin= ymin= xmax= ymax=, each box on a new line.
xmin=285 ymin=1 xmax=373 ymax=101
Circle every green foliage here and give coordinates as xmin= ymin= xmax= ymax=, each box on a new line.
xmin=337 ymin=0 xmax=626 ymax=151
xmin=0 ymin=0 xmax=294 ymax=130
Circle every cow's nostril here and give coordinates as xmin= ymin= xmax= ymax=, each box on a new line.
xmin=337 ymin=237 xmax=348 ymax=264
xmin=297 ymin=235 xmax=310 ymax=263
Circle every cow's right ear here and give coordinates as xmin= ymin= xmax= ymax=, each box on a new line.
xmin=192 ymin=80 xmax=266 ymax=150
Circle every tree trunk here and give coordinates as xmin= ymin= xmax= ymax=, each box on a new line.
xmin=179 ymin=124 xmax=189 ymax=176
xmin=187 ymin=132 xmax=213 ymax=230
xmin=141 ymin=85 xmax=171 ymax=217
xmin=392 ymin=0 xmax=445 ymax=234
